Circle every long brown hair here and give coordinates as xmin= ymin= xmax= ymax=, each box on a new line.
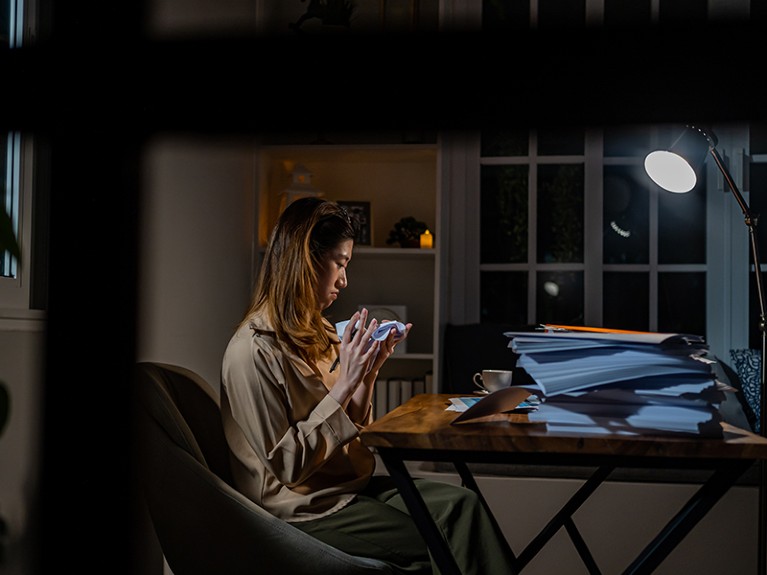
xmin=245 ymin=197 xmax=356 ymax=364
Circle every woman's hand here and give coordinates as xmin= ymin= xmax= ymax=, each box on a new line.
xmin=329 ymin=309 xmax=379 ymax=407
xmin=366 ymin=321 xmax=412 ymax=379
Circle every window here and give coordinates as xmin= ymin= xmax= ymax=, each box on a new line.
xmin=1 ymin=0 xmax=42 ymax=311
xmin=478 ymin=124 xmax=710 ymax=336
xmin=1 ymin=0 xmax=23 ymax=280
xmin=1 ymin=132 xmax=21 ymax=279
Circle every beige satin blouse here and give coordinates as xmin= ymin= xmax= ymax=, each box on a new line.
xmin=220 ymin=311 xmax=375 ymax=522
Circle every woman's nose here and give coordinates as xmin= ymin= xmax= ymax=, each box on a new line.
xmin=337 ymin=268 xmax=348 ymax=288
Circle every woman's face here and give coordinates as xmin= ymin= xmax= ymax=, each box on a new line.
xmin=316 ymin=239 xmax=353 ymax=310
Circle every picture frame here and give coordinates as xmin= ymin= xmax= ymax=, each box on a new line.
xmin=260 ymin=1 xmax=436 ymax=36
xmin=338 ymin=201 xmax=372 ymax=246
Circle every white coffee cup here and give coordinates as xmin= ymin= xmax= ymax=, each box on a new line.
xmin=472 ymin=369 xmax=513 ymax=393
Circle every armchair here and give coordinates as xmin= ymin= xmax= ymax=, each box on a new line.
xmin=132 ymin=362 xmax=394 ymax=575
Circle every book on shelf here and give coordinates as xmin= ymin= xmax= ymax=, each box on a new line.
xmin=452 ymin=325 xmax=726 ymax=437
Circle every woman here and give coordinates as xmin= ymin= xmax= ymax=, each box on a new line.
xmin=220 ymin=197 xmax=513 ymax=574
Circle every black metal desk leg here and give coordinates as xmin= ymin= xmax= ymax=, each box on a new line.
xmin=623 ymin=460 xmax=751 ymax=575
xmin=516 ymin=465 xmax=613 ymax=572
xmin=377 ymin=450 xmax=462 ymax=575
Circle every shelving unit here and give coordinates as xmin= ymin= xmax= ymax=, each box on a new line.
xmin=255 ymin=143 xmax=440 ymax=388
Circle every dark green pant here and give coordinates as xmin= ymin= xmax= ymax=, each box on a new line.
xmin=292 ymin=475 xmax=514 ymax=575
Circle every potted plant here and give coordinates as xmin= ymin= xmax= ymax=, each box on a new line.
xmin=386 ymin=216 xmax=428 ymax=248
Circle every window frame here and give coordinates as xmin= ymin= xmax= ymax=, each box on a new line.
xmin=440 ymin=123 xmax=752 ymax=364
xmin=0 ymin=133 xmax=36 ymax=313
xmin=1 ymin=0 xmax=41 ymax=316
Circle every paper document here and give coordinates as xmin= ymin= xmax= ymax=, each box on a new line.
xmin=451 ymin=387 xmax=539 ymax=424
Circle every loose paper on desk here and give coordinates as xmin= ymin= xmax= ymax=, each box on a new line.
xmin=451 ymin=386 xmax=533 ymax=424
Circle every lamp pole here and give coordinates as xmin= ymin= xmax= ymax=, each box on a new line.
xmin=705 ymin=138 xmax=767 ymax=574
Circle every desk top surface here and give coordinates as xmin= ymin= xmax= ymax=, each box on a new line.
xmin=360 ymin=394 xmax=767 ymax=461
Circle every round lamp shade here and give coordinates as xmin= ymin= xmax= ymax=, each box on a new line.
xmin=644 ymin=150 xmax=698 ymax=193
xmin=644 ymin=125 xmax=712 ymax=194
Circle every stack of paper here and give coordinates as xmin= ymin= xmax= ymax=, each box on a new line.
xmin=503 ymin=326 xmax=725 ymax=437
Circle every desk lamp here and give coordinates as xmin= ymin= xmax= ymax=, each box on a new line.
xmin=645 ymin=124 xmax=766 ymax=573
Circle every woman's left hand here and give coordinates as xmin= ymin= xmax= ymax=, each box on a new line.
xmin=368 ymin=321 xmax=412 ymax=376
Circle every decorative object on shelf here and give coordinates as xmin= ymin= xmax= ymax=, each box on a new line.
xmin=359 ymin=305 xmax=407 ymax=355
xmin=279 ymin=163 xmax=323 ymax=213
xmin=338 ymin=200 xmax=372 ymax=246
xmin=289 ymin=0 xmax=355 ymax=33
xmin=419 ymin=229 xmax=433 ymax=249
xmin=386 ymin=216 xmax=428 ymax=248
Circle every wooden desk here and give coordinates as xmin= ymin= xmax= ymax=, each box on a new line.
xmin=360 ymin=394 xmax=767 ymax=575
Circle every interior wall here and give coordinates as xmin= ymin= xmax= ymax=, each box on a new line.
xmin=137 ymin=136 xmax=257 ymax=390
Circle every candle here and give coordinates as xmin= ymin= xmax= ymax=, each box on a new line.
xmin=420 ymin=230 xmax=433 ymax=249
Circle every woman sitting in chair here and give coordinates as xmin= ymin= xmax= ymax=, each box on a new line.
xmin=220 ymin=197 xmax=513 ymax=574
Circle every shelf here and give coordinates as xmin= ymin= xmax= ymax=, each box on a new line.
xmin=256 ymin=143 xmax=440 ymax=385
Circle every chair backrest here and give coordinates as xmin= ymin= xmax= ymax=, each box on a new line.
xmin=133 ymin=361 xmax=394 ymax=575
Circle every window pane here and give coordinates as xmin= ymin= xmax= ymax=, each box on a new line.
xmin=538 ymin=127 xmax=583 ymax=156
xmin=658 ymin=272 xmax=706 ymax=335
xmin=482 ymin=0 xmax=529 ymax=30
xmin=539 ymin=0 xmax=585 ymax=28
xmin=537 ymin=163 xmax=583 ymax=263
xmin=604 ymin=272 xmax=649 ymax=331
xmin=603 ymin=124 xmax=652 ymax=157
xmin=658 ymin=173 xmax=706 ymax=264
xmin=481 ymin=271 xmax=528 ymax=324
xmin=481 ymin=165 xmax=529 ymax=263
xmin=536 ymin=271 xmax=584 ymax=325
xmin=481 ymin=129 xmax=528 ymax=157
xmin=603 ymin=165 xmax=649 ymax=264
xmin=1 ymin=131 xmax=10 ymax=278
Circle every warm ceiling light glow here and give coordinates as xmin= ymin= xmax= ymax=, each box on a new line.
xmin=644 ymin=150 xmax=697 ymax=193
